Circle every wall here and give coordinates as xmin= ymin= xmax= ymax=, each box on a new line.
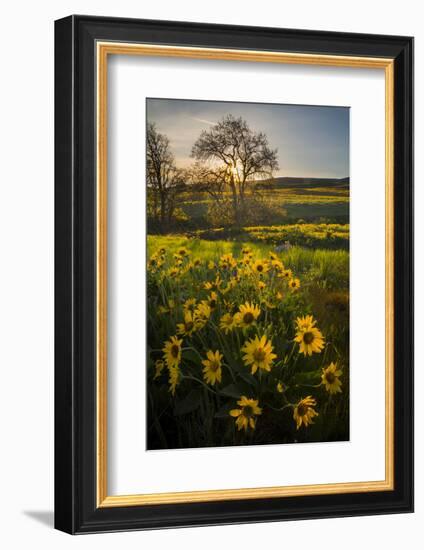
xmin=0 ymin=0 xmax=420 ymax=548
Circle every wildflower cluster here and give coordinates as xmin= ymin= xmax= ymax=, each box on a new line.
xmin=148 ymin=243 xmax=344 ymax=444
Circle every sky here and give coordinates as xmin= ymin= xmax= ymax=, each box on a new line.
xmin=146 ymin=98 xmax=349 ymax=179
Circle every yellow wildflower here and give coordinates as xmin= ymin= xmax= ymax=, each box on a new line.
xmin=279 ymin=268 xmax=292 ymax=280
xmin=235 ymin=302 xmax=261 ymax=328
xmin=163 ymin=335 xmax=182 ymax=369
xmin=241 ymin=335 xmax=277 ymax=374
xmin=206 ymin=291 xmax=218 ymax=310
xmin=219 ymin=313 xmax=237 ymax=334
xmin=293 ymin=396 xmax=318 ymax=429
xmin=202 ymin=350 xmax=223 ymax=386
xmin=294 ymin=315 xmax=325 ymax=356
xmin=229 ymin=396 xmax=262 ymax=431
xmin=252 ymin=259 xmax=269 ymax=275
xmin=182 ymin=298 xmax=197 ymax=312
xmin=176 ymin=310 xmax=200 ymax=337
xmin=289 ymin=278 xmax=300 ymax=291
xmin=321 ymin=362 xmax=342 ymax=394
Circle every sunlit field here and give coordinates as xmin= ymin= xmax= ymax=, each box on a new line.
xmin=158 ymin=184 xmax=350 ymax=232
xmin=193 ymin=223 xmax=349 ymax=250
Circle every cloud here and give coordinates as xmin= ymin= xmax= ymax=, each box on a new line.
xmin=192 ymin=117 xmax=216 ymax=126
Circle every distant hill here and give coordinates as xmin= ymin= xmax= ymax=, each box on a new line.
xmin=257 ymin=176 xmax=349 ymax=189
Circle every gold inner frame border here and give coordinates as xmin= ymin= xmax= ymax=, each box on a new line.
xmin=96 ymin=42 xmax=394 ymax=508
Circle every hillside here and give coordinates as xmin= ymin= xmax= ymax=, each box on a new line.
xmin=257 ymin=176 xmax=349 ymax=189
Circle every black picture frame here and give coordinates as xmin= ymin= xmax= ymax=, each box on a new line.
xmin=55 ymin=15 xmax=414 ymax=534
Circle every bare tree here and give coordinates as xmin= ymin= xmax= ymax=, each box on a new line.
xmin=191 ymin=115 xmax=279 ymax=226
xmin=146 ymin=123 xmax=184 ymax=225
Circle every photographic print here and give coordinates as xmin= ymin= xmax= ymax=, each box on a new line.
xmin=146 ymin=98 xmax=350 ymax=450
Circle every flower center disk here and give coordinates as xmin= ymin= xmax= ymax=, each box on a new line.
xmin=303 ymin=332 xmax=314 ymax=345
xmin=297 ymin=404 xmax=307 ymax=416
xmin=243 ymin=312 xmax=254 ymax=324
xmin=243 ymin=405 xmax=254 ymax=417
xmin=253 ymin=348 xmax=266 ymax=362
xmin=326 ymin=372 xmax=335 ymax=383
xmin=209 ymin=361 xmax=220 ymax=372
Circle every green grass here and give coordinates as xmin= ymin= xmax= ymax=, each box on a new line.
xmin=192 ymin=223 xmax=349 ymax=250
xmin=148 ymin=235 xmax=348 ymax=289
xmin=148 ymin=234 xmax=274 ymax=260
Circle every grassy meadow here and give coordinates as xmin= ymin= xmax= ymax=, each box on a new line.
xmin=146 ymin=181 xmax=350 ymax=450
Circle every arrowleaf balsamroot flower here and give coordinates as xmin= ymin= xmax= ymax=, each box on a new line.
xmin=294 ymin=315 xmax=325 ymax=356
xmin=252 ymin=259 xmax=269 ymax=275
xmin=182 ymin=297 xmax=197 ymax=312
xmin=235 ymin=301 xmax=261 ymax=328
xmin=163 ymin=335 xmax=183 ymax=369
xmin=219 ymin=253 xmax=237 ymax=270
xmin=229 ymin=396 xmax=262 ymax=431
xmin=289 ymin=278 xmax=300 ymax=291
xmin=205 ymin=291 xmax=218 ymax=311
xmin=194 ymin=301 xmax=211 ymax=320
xmin=219 ymin=313 xmax=237 ymax=334
xmin=177 ymin=247 xmax=189 ymax=257
xmin=176 ymin=310 xmax=200 ymax=337
xmin=279 ymin=268 xmax=292 ymax=280
xmin=202 ymin=350 xmax=223 ymax=386
xmin=321 ymin=362 xmax=342 ymax=394
xmin=204 ymin=276 xmax=222 ymax=291
xmin=241 ymin=334 xmax=277 ymax=374
xmin=293 ymin=396 xmax=318 ymax=429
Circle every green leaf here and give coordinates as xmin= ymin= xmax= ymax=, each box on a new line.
xmin=293 ymin=370 xmax=320 ymax=384
xmin=237 ymin=371 xmax=259 ymax=388
xmin=174 ymin=389 xmax=201 ymax=416
xmin=231 ymin=363 xmax=258 ymax=387
xmin=219 ymin=384 xmax=242 ymax=399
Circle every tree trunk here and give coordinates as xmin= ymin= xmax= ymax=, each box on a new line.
xmin=160 ymin=191 xmax=167 ymax=226
xmin=229 ymin=175 xmax=241 ymax=227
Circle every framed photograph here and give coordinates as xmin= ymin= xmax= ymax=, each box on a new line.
xmin=54 ymin=15 xmax=413 ymax=534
